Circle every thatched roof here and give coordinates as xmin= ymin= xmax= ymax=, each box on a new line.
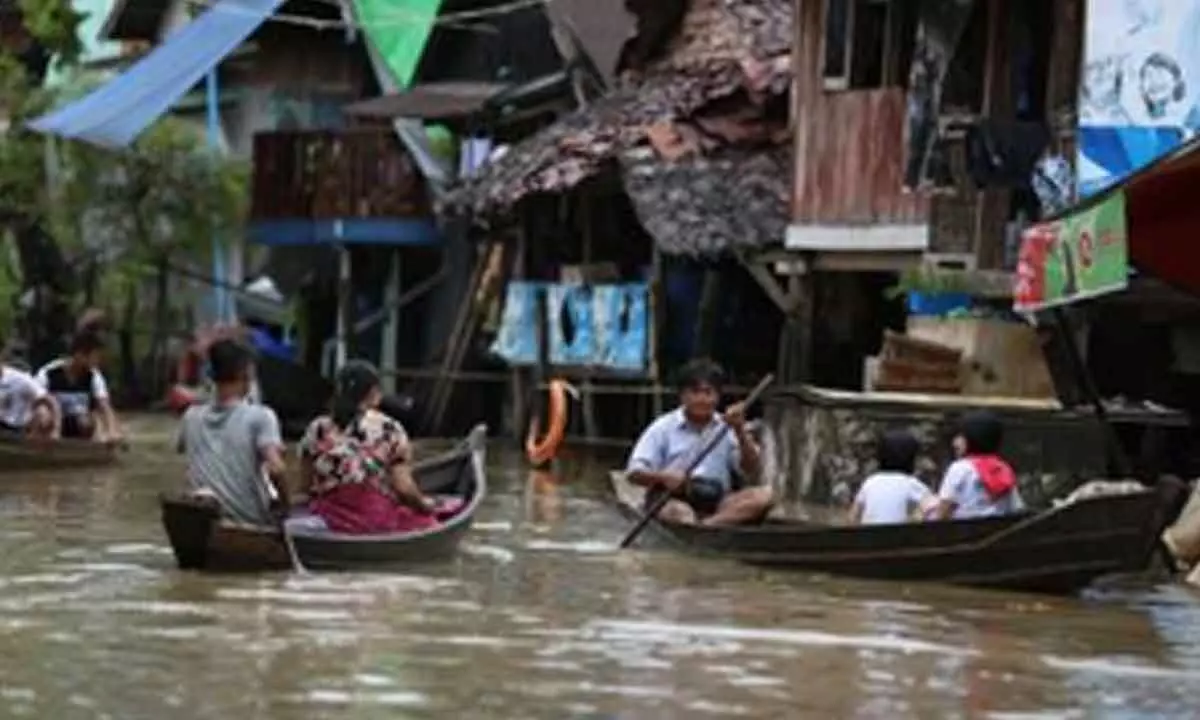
xmin=441 ymin=0 xmax=793 ymax=256
xmin=621 ymin=142 xmax=790 ymax=256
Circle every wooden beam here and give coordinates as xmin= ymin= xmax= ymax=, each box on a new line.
xmin=975 ymin=0 xmax=1015 ymax=270
xmin=738 ymin=253 xmax=795 ymax=313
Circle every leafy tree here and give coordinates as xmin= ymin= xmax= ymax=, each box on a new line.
xmin=0 ymin=2 xmax=250 ymax=398
xmin=51 ymin=118 xmax=249 ymax=397
xmin=0 ymin=0 xmax=83 ymax=361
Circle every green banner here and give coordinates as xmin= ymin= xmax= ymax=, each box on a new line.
xmin=353 ymin=0 xmax=444 ymax=88
xmin=1013 ymin=191 xmax=1129 ymax=312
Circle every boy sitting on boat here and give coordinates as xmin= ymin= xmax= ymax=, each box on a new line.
xmin=625 ymin=359 xmax=774 ymax=526
xmin=34 ymin=330 xmax=125 ymax=443
xmin=933 ymin=410 xmax=1024 ymax=520
xmin=0 ymin=336 xmax=60 ymax=439
xmin=176 ymin=338 xmax=290 ymax=526
xmin=850 ymin=429 xmax=935 ymax=525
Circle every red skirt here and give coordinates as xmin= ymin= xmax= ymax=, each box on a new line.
xmin=309 ymin=483 xmax=441 ymax=535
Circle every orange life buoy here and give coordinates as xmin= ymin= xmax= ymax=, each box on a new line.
xmin=526 ymin=379 xmax=571 ymax=466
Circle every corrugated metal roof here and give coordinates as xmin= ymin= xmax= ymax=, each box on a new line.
xmin=344 ymin=81 xmax=510 ymax=121
xmin=28 ymin=0 xmax=283 ymax=148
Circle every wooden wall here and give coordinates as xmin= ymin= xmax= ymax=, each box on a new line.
xmin=251 ymin=129 xmax=428 ymax=221
xmin=790 ymin=0 xmax=928 ymax=226
xmin=244 ymin=24 xmax=369 ymax=94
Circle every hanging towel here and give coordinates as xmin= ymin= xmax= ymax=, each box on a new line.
xmin=547 ymin=283 xmax=595 ymax=366
xmin=489 ymin=281 xmax=539 ymax=365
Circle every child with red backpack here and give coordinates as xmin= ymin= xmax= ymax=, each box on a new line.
xmin=934 ymin=410 xmax=1024 ymax=520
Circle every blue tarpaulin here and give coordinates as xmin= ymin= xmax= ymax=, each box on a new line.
xmin=28 ymin=0 xmax=283 ymax=148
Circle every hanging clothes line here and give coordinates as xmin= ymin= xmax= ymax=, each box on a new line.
xmin=173 ymin=0 xmax=559 ymax=32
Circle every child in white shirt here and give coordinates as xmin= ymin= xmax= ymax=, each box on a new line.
xmin=851 ymin=429 xmax=934 ymax=525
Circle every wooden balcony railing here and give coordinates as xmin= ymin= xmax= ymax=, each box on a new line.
xmin=251 ymin=128 xmax=430 ymax=221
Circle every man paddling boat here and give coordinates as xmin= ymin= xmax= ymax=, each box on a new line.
xmin=176 ymin=339 xmax=289 ymax=526
xmin=626 ymin=359 xmax=774 ymax=526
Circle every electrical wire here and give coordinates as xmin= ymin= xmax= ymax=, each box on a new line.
xmin=172 ymin=0 xmax=556 ymax=33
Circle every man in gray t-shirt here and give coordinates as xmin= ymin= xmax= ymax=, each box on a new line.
xmin=176 ymin=339 xmax=288 ymax=526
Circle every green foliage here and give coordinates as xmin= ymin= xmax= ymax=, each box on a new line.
xmin=54 ymin=117 xmax=250 ymax=263
xmin=16 ymin=0 xmax=84 ymax=63
xmin=0 ymin=0 xmax=86 ymax=222
xmin=885 ymin=266 xmax=977 ymax=300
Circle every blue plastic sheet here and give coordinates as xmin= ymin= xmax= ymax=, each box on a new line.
xmin=28 ymin=0 xmax=284 ymax=148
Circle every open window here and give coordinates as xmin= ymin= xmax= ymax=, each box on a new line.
xmin=822 ymin=0 xmax=917 ymax=91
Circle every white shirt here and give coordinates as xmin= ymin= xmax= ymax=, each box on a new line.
xmin=854 ymin=472 xmax=934 ymax=525
xmin=938 ymin=458 xmax=1025 ymax=519
xmin=0 ymin=365 xmax=48 ymax=428
xmin=33 ymin=359 xmax=110 ymax=400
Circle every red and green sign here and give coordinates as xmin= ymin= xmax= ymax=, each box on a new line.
xmin=1014 ymin=190 xmax=1128 ymax=312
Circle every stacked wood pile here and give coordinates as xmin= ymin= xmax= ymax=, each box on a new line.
xmin=868 ymin=330 xmax=963 ymax=394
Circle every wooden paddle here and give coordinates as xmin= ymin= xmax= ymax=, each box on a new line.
xmin=619 ymin=374 xmax=775 ymax=549
xmin=260 ymin=471 xmax=307 ymax=574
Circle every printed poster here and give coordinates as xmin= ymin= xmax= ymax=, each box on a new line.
xmin=1013 ymin=191 xmax=1129 ymax=312
xmin=490 ymin=281 xmax=649 ymax=372
xmin=1078 ymin=0 xmax=1200 ymax=197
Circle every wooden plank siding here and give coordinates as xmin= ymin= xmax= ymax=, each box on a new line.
xmin=790 ymin=0 xmax=928 ymax=226
xmin=251 ymin=128 xmax=430 ymax=221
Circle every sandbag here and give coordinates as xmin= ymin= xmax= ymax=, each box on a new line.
xmin=1164 ymin=483 xmax=1200 ymax=566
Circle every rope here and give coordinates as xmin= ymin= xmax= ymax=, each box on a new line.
xmin=168 ymin=0 xmax=559 ymax=33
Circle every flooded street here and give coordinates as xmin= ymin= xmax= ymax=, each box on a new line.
xmin=0 ymin=418 xmax=1199 ymax=718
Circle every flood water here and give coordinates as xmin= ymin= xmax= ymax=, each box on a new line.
xmin=1 ymin=417 xmax=1200 ymax=718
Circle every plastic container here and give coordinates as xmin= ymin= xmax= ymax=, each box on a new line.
xmin=906 ymin=291 xmax=972 ymax=317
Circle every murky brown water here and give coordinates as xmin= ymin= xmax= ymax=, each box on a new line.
xmin=0 ymin=416 xmax=1198 ymax=718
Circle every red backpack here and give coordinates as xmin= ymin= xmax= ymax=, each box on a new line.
xmin=968 ymin=455 xmax=1016 ymax=500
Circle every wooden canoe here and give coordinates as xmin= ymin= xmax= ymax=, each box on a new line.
xmin=610 ymin=471 xmax=1171 ymax=595
xmin=0 ymin=433 xmax=119 ymax=472
xmin=160 ymin=424 xmax=488 ymax=572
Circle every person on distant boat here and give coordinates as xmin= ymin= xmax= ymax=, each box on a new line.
xmin=850 ymin=429 xmax=935 ymax=525
xmin=299 ymin=360 xmax=444 ymax=535
xmin=626 ymin=358 xmax=773 ymax=526
xmin=933 ymin=410 xmax=1024 ymax=520
xmin=176 ymin=339 xmax=289 ymax=526
xmin=35 ymin=330 xmax=124 ymax=443
xmin=0 ymin=335 xmax=60 ymax=439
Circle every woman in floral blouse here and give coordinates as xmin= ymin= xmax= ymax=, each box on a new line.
xmin=299 ymin=360 xmax=439 ymax=534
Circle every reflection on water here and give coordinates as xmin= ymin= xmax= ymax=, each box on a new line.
xmin=0 ymin=416 xmax=1198 ymax=718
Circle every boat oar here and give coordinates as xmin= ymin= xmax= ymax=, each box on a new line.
xmin=261 ymin=471 xmax=307 ymax=574
xmin=619 ymin=374 xmax=775 ymax=549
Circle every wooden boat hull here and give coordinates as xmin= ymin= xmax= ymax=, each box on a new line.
xmin=0 ymin=434 xmax=119 ymax=472
xmin=610 ymin=472 xmax=1170 ymax=595
xmin=161 ymin=425 xmax=488 ymax=572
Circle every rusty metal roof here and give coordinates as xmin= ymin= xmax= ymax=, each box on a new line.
xmin=545 ymin=0 xmax=635 ymax=82
xmin=621 ymin=142 xmax=791 ymax=256
xmin=440 ymin=0 xmax=794 ymax=256
xmin=343 ymin=82 xmax=512 ymax=122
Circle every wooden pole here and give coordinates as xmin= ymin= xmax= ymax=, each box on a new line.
xmin=580 ymin=195 xmax=598 ymax=441
xmin=380 ymin=249 xmax=401 ymax=395
xmin=509 ymin=225 xmax=529 ymax=442
xmin=649 ymin=242 xmax=665 ymax=417
xmin=1052 ymin=308 xmax=1131 ymax=477
xmin=335 ymin=244 xmax=352 ymax=370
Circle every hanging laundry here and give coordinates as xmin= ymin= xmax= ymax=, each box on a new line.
xmin=547 ymin=284 xmax=595 ymax=366
xmin=1031 ymin=154 xmax=1074 ymax=217
xmin=595 ymin=284 xmax=648 ymax=372
xmin=489 ymin=281 xmax=539 ymax=365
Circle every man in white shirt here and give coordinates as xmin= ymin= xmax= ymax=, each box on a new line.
xmin=0 ymin=361 xmax=59 ymax=439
